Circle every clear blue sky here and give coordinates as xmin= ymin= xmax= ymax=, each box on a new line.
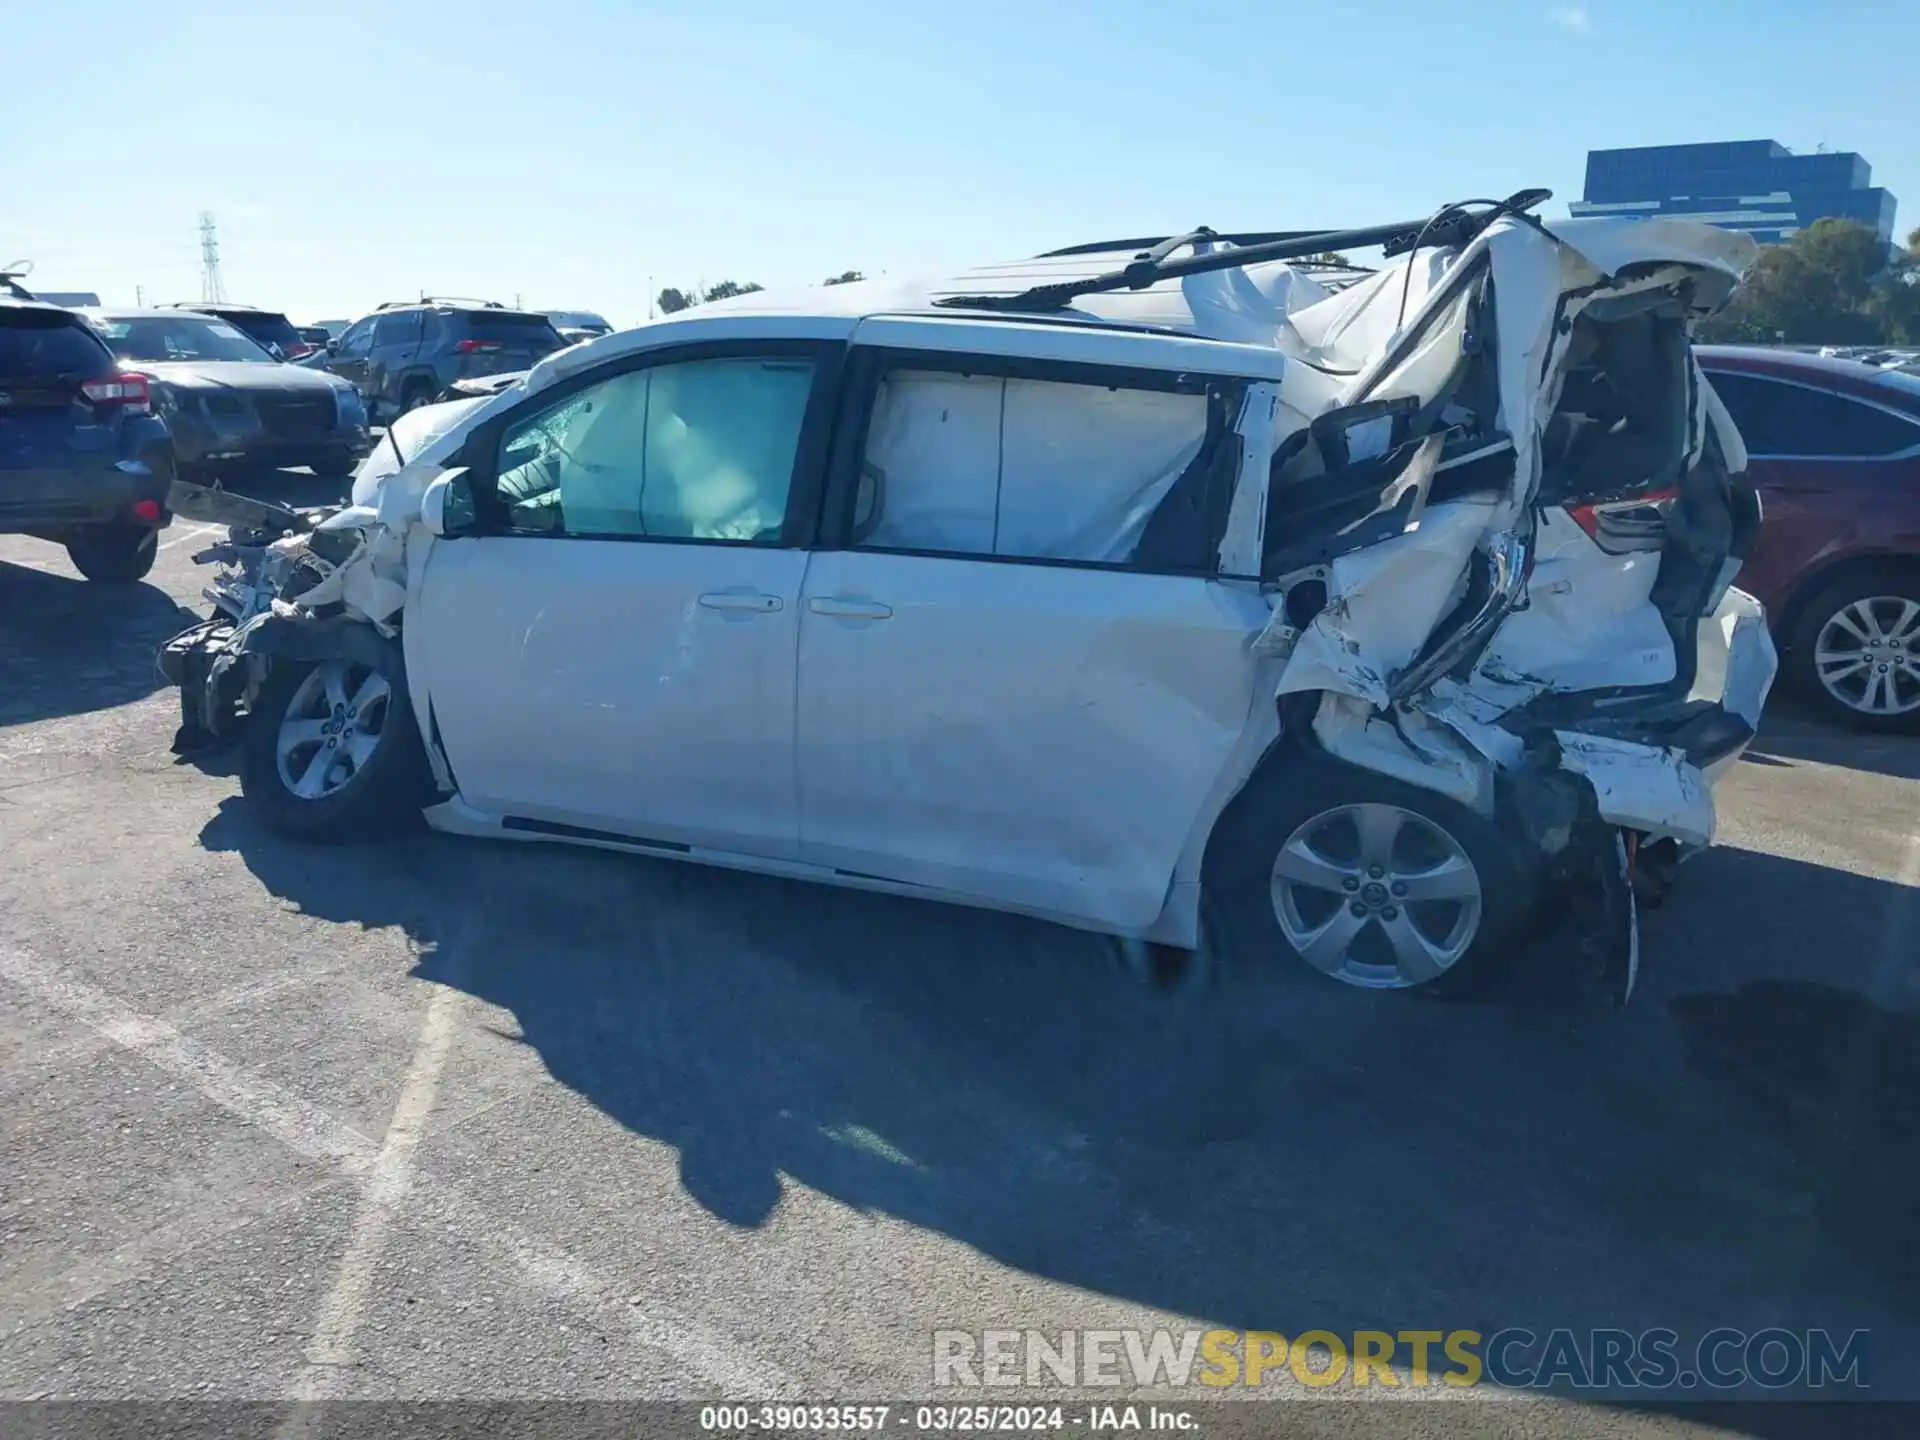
xmin=3 ymin=0 xmax=1913 ymax=326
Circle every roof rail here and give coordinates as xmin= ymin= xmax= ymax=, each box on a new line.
xmin=945 ymin=190 xmax=1550 ymax=314
xmin=379 ymin=295 xmax=507 ymax=311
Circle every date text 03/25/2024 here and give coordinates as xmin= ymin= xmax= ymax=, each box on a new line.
xmin=698 ymin=1403 xmax=1196 ymax=1433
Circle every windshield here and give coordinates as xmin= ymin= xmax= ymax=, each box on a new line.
xmin=93 ymin=315 xmax=276 ymax=364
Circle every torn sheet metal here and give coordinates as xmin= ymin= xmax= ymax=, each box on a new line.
xmin=1311 ymin=692 xmax=1495 ymax=814
xmin=1553 ymin=732 xmax=1715 ymax=848
xmin=1274 ymin=496 xmax=1496 ymax=708
xmin=168 ymin=479 xmax=311 ymax=534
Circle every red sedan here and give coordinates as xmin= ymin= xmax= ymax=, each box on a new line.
xmin=1697 ymin=346 xmax=1920 ymax=732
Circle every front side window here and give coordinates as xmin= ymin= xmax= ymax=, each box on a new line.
xmin=338 ymin=321 xmax=375 ymax=357
xmin=492 ymin=355 xmax=815 ymax=542
xmin=855 ymin=368 xmax=1221 ymax=569
xmin=1705 ymin=370 xmax=1920 ymax=458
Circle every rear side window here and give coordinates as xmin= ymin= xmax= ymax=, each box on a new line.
xmin=0 ymin=312 xmax=114 ymax=380
xmin=373 ymin=311 xmax=424 ymax=346
xmin=854 ymin=368 xmax=1223 ymax=569
xmin=1704 ymin=370 xmax=1920 ymax=458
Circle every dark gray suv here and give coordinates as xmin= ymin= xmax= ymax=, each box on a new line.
xmin=318 ymin=300 xmax=567 ymax=424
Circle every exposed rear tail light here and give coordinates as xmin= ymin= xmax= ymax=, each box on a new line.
xmin=131 ymin=498 xmax=163 ymax=525
xmin=1567 ymin=487 xmax=1677 ymax=548
xmin=455 ymin=339 xmax=501 ymax=354
xmin=80 ymin=372 xmax=151 ymax=413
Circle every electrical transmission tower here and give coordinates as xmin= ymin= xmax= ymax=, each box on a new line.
xmin=199 ymin=212 xmax=226 ymax=303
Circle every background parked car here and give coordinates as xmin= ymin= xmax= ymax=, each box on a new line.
xmin=296 ymin=325 xmax=333 ymax=350
xmin=315 ymin=299 xmax=567 ymax=423
xmin=162 ymin=302 xmax=317 ymax=360
xmin=1 ymin=297 xmax=174 ymax=581
xmin=86 ymin=309 xmax=371 ymax=480
xmin=542 ymin=309 xmax=614 ymax=345
xmin=1699 ymin=345 xmax=1920 ymax=731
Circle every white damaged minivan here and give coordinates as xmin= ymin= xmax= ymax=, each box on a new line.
xmin=162 ymin=193 xmax=1775 ymax=1004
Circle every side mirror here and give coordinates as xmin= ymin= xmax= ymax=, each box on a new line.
xmin=326 ymin=339 xmax=340 ymax=354
xmin=419 ymin=469 xmax=475 ymax=538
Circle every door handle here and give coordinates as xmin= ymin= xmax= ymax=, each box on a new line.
xmin=697 ymin=592 xmax=783 ymax=613
xmin=807 ymin=596 xmax=893 ymax=620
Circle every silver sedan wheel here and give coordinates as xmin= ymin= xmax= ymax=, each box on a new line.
xmin=275 ymin=661 xmax=392 ymax=801
xmin=1270 ymin=802 xmax=1484 ymax=990
xmin=1813 ymin=596 xmax=1920 ymax=717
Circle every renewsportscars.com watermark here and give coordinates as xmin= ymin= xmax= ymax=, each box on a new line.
xmin=933 ymin=1327 xmax=1871 ymax=1392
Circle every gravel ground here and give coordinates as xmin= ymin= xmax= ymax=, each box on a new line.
xmin=2 ymin=488 xmax=1916 ymax=1439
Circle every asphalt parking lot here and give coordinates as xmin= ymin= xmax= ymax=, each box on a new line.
xmin=2 ymin=478 xmax=1917 ymax=1437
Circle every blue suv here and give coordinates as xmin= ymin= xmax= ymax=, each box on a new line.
xmin=317 ymin=299 xmax=567 ymax=424
xmin=1 ymin=298 xmax=175 ymax=582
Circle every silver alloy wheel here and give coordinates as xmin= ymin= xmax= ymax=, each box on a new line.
xmin=274 ymin=661 xmax=392 ymax=801
xmin=1270 ymin=802 xmax=1484 ymax=990
xmin=1812 ymin=596 xmax=1920 ymax=717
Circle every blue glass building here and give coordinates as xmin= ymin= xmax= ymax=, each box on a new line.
xmin=1571 ymin=140 xmax=1896 ymax=246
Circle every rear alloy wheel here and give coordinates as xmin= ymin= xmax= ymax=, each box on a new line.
xmin=240 ymin=657 xmax=431 ymax=841
xmin=1204 ymin=748 xmax=1535 ymax=999
xmin=1270 ymin=802 xmax=1484 ymax=990
xmin=65 ymin=523 xmax=158 ymax=583
xmin=1789 ymin=566 xmax=1920 ymax=733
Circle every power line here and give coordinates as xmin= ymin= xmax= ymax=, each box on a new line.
xmin=199 ymin=212 xmax=225 ymax=303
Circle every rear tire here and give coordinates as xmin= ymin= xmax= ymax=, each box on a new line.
xmin=65 ymin=523 xmax=158 ymax=583
xmin=1786 ymin=563 xmax=1920 ymax=733
xmin=240 ymin=657 xmax=433 ymax=842
xmin=1203 ymin=746 xmax=1537 ymax=1000
xmin=400 ymin=382 xmax=438 ymax=415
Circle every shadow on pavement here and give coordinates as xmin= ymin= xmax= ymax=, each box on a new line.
xmin=198 ymin=802 xmax=1920 ymax=1400
xmin=1744 ymin=687 xmax=1920 ymax=781
xmin=0 ymin=559 xmax=200 ymax=726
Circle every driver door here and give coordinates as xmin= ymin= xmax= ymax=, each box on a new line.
xmin=406 ymin=339 xmax=841 ymax=859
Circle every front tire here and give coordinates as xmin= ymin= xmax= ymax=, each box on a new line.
xmin=66 ymin=523 xmax=158 ymax=583
xmin=1786 ymin=563 xmax=1920 ymax=733
xmin=1204 ymin=747 xmax=1537 ymax=999
xmin=240 ymin=657 xmax=432 ymax=841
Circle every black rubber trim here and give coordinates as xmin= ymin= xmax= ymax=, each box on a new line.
xmin=501 ymin=816 xmax=691 ymax=852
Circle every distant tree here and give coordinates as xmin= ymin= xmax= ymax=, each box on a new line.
xmin=823 ymin=270 xmax=865 ymax=286
xmin=701 ymin=279 xmax=765 ymax=303
xmin=1303 ymin=251 xmax=1353 ymax=267
xmin=1694 ymin=219 xmax=1916 ymax=345
xmin=657 ymin=287 xmax=697 ymax=315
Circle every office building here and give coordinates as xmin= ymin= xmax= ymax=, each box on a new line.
xmin=1571 ymin=140 xmax=1896 ymax=247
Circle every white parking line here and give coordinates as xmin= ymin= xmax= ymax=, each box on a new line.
xmin=287 ymin=985 xmax=459 ymax=1399
xmin=158 ymin=522 xmax=222 ymax=552
xmin=0 ymin=945 xmax=788 ymax=1398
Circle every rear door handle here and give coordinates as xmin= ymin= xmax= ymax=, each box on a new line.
xmin=807 ymin=597 xmax=893 ymax=620
xmin=697 ymin=592 xmax=783 ymax=613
